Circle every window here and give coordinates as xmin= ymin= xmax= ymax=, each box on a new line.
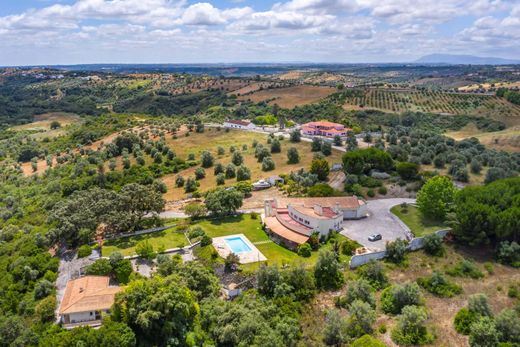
xmin=90 ymin=312 xmax=93 ymax=316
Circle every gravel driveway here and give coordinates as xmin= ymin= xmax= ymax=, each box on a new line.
xmin=341 ymin=198 xmax=416 ymax=251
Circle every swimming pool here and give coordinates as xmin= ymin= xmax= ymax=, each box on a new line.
xmin=225 ymin=236 xmax=252 ymax=253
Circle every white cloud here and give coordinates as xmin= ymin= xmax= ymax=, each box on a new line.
xmin=181 ymin=3 xmax=226 ymax=26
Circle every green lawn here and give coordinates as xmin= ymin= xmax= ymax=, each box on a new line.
xmin=103 ymin=214 xmax=352 ymax=271
xmin=193 ymin=214 xmax=351 ymax=272
xmin=102 ymin=226 xmax=189 ymax=257
xmin=391 ymin=205 xmax=448 ymax=237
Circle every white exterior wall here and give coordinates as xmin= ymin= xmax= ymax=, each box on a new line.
xmin=341 ymin=203 xmax=368 ymax=219
xmin=288 ymin=206 xmax=343 ymax=236
xmin=67 ymin=311 xmax=95 ymax=323
xmin=223 ymin=122 xmax=255 ymax=130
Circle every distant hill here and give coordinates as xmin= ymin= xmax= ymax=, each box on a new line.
xmin=415 ymin=54 xmax=520 ymax=65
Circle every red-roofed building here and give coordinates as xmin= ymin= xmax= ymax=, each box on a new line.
xmin=301 ymin=121 xmax=350 ymax=137
xmin=263 ymin=196 xmax=367 ymax=249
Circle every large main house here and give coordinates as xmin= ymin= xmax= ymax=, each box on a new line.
xmin=301 ymin=121 xmax=350 ymax=137
xmin=263 ymin=196 xmax=367 ymax=249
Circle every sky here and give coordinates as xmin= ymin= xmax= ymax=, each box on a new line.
xmin=0 ymin=0 xmax=519 ymax=66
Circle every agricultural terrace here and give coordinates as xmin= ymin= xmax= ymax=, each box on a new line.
xmin=342 ymin=89 xmax=520 ymax=125
xmin=102 ymin=214 xmax=352 ymax=273
xmin=237 ymin=85 xmax=337 ymax=108
xmin=160 ymin=128 xmax=344 ymax=201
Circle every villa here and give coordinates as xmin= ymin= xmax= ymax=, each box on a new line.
xmin=223 ymin=119 xmax=256 ymax=130
xmin=301 ymin=121 xmax=350 ymax=137
xmin=58 ymin=276 xmax=121 ymax=328
xmin=263 ymin=196 xmax=367 ymax=249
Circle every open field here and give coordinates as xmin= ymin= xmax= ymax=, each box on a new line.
xmin=237 ymin=85 xmax=336 ymax=108
xmin=300 ymin=245 xmax=520 ymax=346
xmin=10 ymin=112 xmax=81 ymax=132
xmin=161 ymin=128 xmax=344 ymax=201
xmin=390 ymin=205 xmax=448 ymax=237
xmin=446 ymin=123 xmax=520 ymax=152
xmin=342 ymin=89 xmax=520 ymax=125
xmin=458 ymin=81 xmax=520 ymax=92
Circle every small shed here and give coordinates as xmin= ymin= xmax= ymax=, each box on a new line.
xmin=267 ymin=175 xmax=284 ymax=186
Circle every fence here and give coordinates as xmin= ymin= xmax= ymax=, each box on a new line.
xmin=349 ymin=229 xmax=451 ymax=269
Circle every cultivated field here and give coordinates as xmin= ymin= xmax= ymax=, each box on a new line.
xmin=342 ymin=89 xmax=520 ymax=125
xmin=237 ymin=85 xmax=336 ymax=108
xmin=160 ymin=128 xmax=344 ymax=201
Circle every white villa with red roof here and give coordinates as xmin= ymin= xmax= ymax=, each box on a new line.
xmin=301 ymin=121 xmax=350 ymax=137
xmin=223 ymin=119 xmax=256 ymax=130
xmin=263 ymin=196 xmax=367 ymax=249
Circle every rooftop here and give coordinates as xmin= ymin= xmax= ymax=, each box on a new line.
xmin=276 ymin=196 xmax=364 ymax=210
xmin=59 ymin=276 xmax=121 ymax=315
xmin=302 ymin=121 xmax=345 ymax=128
xmin=264 ymin=216 xmax=310 ymax=245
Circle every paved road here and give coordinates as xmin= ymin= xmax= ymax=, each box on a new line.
xmin=341 ymin=198 xmax=416 ymax=251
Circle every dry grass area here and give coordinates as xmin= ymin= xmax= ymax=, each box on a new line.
xmin=237 ymin=85 xmax=336 ymax=108
xmin=300 ymin=245 xmax=520 ymax=347
xmin=160 ymin=128 xmax=343 ymax=202
xmin=446 ymin=123 xmax=520 ymax=152
xmin=10 ymin=112 xmax=81 ymax=132
xmin=458 ymin=81 xmax=520 ymax=92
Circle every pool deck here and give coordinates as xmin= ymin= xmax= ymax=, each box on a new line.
xmin=212 ymin=234 xmax=267 ymax=264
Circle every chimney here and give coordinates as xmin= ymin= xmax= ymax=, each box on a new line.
xmin=314 ymin=204 xmax=323 ymax=216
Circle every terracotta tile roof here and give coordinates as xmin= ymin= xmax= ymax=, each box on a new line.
xmin=276 ymin=196 xmax=364 ymax=210
xmin=225 ymin=119 xmax=252 ymax=126
xmin=303 ymin=121 xmax=344 ymax=128
xmin=264 ymin=216 xmax=310 ymax=244
xmin=59 ymin=276 xmax=121 ymax=315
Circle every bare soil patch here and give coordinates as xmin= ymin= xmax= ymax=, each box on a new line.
xmin=237 ymin=85 xmax=336 ymax=109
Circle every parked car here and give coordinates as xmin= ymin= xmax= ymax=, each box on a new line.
xmin=368 ymin=234 xmax=382 ymax=242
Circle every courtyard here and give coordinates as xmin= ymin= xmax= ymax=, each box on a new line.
xmin=341 ymin=198 xmax=416 ymax=251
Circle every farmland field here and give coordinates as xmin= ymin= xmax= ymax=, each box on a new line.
xmin=9 ymin=112 xmax=81 ymax=132
xmin=160 ymin=128 xmax=344 ymax=201
xmin=237 ymin=85 xmax=336 ymax=108
xmin=342 ymin=89 xmax=520 ymax=125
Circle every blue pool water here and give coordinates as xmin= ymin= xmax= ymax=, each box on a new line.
xmin=225 ymin=236 xmax=252 ymax=253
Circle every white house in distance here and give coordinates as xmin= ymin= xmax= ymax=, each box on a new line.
xmin=263 ymin=196 xmax=367 ymax=249
xmin=223 ymin=119 xmax=256 ymax=130
xmin=58 ymin=276 xmax=121 ymax=328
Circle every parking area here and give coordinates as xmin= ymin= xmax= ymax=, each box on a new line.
xmin=340 ymin=198 xmax=416 ymax=251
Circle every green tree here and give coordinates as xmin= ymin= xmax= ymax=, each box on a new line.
xmin=310 ymin=158 xmax=330 ymax=181
xmin=112 ymin=276 xmax=198 ymax=346
xmin=495 ymin=309 xmax=520 ymax=343
xmin=343 ymin=279 xmax=376 ymax=308
xmin=351 ymin=335 xmax=386 ymax=347
xmin=346 ymin=300 xmax=376 ymax=338
xmin=416 ymin=175 xmax=455 ymax=220
xmin=311 ymin=137 xmax=322 ymax=152
xmin=271 ymin=138 xmax=281 ymax=153
xmin=200 ymin=151 xmax=214 ymax=168
xmin=469 ymin=317 xmax=499 ymax=347
xmin=287 ymin=147 xmax=300 ymax=164
xmin=321 ymin=141 xmax=332 ymax=156
xmin=314 ymin=250 xmax=344 ymax=290
xmin=135 ymin=240 xmax=155 ymax=259
xmin=204 ymin=187 xmax=244 ymax=215
xmin=290 ymin=129 xmax=301 ymax=142
xmin=225 ymin=164 xmax=236 ymax=179
xmin=396 ymin=162 xmax=419 ymax=180
xmin=391 ymin=305 xmax=433 ymax=345
xmin=262 ymin=157 xmax=275 ymax=171
xmin=231 ymin=151 xmax=243 ymax=166
xmin=184 ymin=177 xmax=199 ymax=193
xmin=195 ymin=167 xmax=206 ymax=180
xmin=323 ymin=310 xmax=348 ymax=346
xmin=381 ymin=282 xmax=422 ymax=314
xmin=236 ymin=165 xmax=251 ymax=181
xmin=257 ymin=265 xmax=281 ymax=298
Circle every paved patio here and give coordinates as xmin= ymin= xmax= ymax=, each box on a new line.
xmin=212 ymin=234 xmax=267 ymax=264
xmin=341 ymin=198 xmax=416 ymax=251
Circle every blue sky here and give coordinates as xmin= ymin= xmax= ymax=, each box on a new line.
xmin=0 ymin=0 xmax=519 ymax=65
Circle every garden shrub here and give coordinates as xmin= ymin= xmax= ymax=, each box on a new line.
xmin=298 ymin=243 xmax=312 ymax=258
xmin=417 ymin=271 xmax=462 ymax=297
xmin=341 ymin=239 xmax=359 ymax=255
xmin=386 ymin=238 xmax=409 ymax=263
xmin=497 ymin=241 xmax=520 ymax=268
xmin=454 ymin=307 xmax=477 ymax=335
xmin=351 ymin=335 xmax=386 ymax=347
xmin=77 ymin=245 xmax=92 ymax=258
xmin=378 ymin=186 xmax=388 ymax=195
xmin=447 ymin=260 xmax=484 ymax=279
xmin=358 ymin=260 xmax=389 ymax=290
xmin=381 ymin=282 xmax=422 ymax=314
xmin=391 ymin=305 xmax=434 ymax=345
xmin=423 ymin=233 xmax=444 ymax=256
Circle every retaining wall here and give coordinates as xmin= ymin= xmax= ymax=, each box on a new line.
xmin=349 ymin=229 xmax=451 ymax=268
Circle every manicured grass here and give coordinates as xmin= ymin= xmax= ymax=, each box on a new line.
xmin=102 ymin=226 xmax=189 ymax=257
xmin=391 ymin=205 xmax=448 ymax=237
